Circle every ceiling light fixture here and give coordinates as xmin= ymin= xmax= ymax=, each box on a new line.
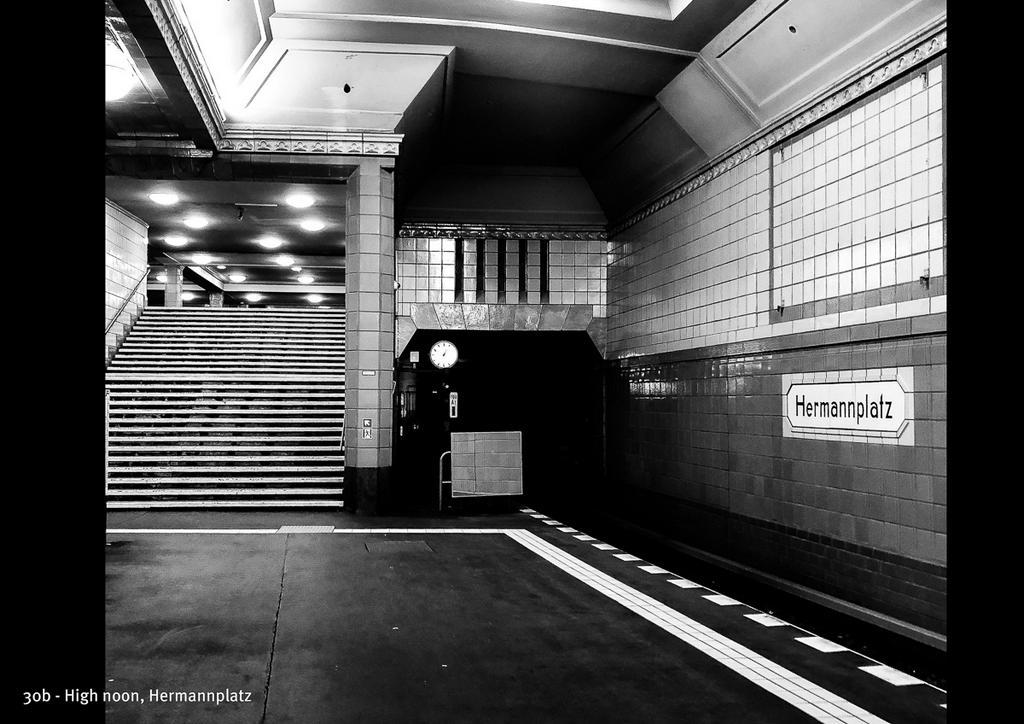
xmin=274 ymin=254 xmax=295 ymax=267
xmin=245 ymin=293 xmax=263 ymax=303
xmin=105 ymin=40 xmax=138 ymax=101
xmin=149 ymin=192 xmax=179 ymax=206
xmin=297 ymin=274 xmax=314 ymax=284
xmin=184 ymin=215 xmax=208 ymax=229
xmin=228 ymin=273 xmax=247 ymax=283
xmin=286 ymin=193 xmax=315 ymax=208
xmin=165 ymin=235 xmax=188 ymax=247
xmin=306 ymin=294 xmax=325 ymax=304
xmin=300 ymin=219 xmax=325 ymax=232
xmin=257 ymin=236 xmax=284 ymax=249
xmin=291 ymin=266 xmax=302 ymax=272
xmin=181 ymin=292 xmax=196 ymax=301
xmin=156 ymin=273 xmax=167 ymax=283
xmin=192 ymin=253 xmax=213 ymax=265
xmin=216 ymin=265 xmax=227 ymax=270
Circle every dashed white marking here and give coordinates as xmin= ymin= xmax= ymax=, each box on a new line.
xmin=503 ymin=530 xmax=891 ymax=724
xmin=540 ymin=519 xmax=561 ymax=526
xmin=106 ymin=528 xmax=278 ymax=535
xmin=529 ymin=514 xmax=548 ymax=519
xmin=940 ymin=704 xmax=946 ymax=709
xmin=592 ymin=543 xmax=616 ymax=551
xmin=704 ymin=594 xmax=743 ymax=606
xmin=667 ymin=578 xmax=702 ymax=589
xmin=613 ymin=553 xmax=641 ymax=562
xmin=859 ymin=665 xmax=925 ymax=687
xmin=574 ymin=534 xmax=596 ymax=541
xmin=519 ymin=508 xmax=536 ymax=513
xmin=746 ymin=613 xmax=787 ymax=628
xmin=638 ymin=565 xmax=669 ymax=574
xmin=796 ymin=636 xmax=848 ymax=653
xmin=278 ymin=525 xmax=334 ymax=533
xmin=556 ymin=527 xmax=577 ymax=533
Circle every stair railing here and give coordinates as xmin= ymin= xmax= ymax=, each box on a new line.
xmin=105 ymin=266 xmax=150 ymax=337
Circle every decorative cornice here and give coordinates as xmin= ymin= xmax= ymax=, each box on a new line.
xmin=399 ymin=222 xmax=607 ymax=241
xmin=609 ymin=27 xmax=946 ymax=237
xmin=143 ymin=0 xmax=402 ymax=158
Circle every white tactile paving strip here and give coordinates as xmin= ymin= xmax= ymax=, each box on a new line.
xmin=858 ymin=665 xmax=926 ymax=687
xmin=504 ymin=529 xmax=895 ymax=724
xmin=746 ymin=613 xmax=788 ymax=628
xmin=796 ymin=636 xmax=849 ymax=653
xmin=704 ymin=594 xmax=743 ymax=606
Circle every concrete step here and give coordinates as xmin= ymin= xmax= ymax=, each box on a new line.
xmin=107 ymin=488 xmax=344 ymax=496
xmin=108 ymin=476 xmax=343 ymax=484
xmin=110 ymin=454 xmax=344 ymax=462
xmin=109 ymin=435 xmax=339 ymax=442
xmin=107 ymin=500 xmax=344 ymax=509
xmin=109 ymin=400 xmax=344 ymax=407
xmin=109 ymin=392 xmax=344 ymax=398
xmin=106 ymin=374 xmax=344 ymax=381
xmin=109 ymin=445 xmax=341 ymax=452
xmin=109 ymin=427 xmax=341 ymax=433
xmin=109 ymin=465 xmax=345 ymax=473
xmin=112 ymin=354 xmax=345 ymax=361
xmin=109 ymin=419 xmax=343 ymax=425
xmin=107 ymin=383 xmax=344 ymax=390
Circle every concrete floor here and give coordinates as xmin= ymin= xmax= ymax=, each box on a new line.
xmin=105 ymin=510 xmax=946 ymax=723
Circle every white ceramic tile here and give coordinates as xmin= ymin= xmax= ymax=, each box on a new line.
xmin=795 ymin=636 xmax=848 ymax=653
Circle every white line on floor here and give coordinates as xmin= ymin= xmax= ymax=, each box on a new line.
xmin=858 ymin=665 xmax=926 ymax=687
xmin=504 ymin=529 xmax=892 ymax=724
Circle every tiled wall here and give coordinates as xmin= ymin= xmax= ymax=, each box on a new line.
xmin=105 ymin=199 xmax=148 ymax=361
xmin=396 ymin=236 xmax=606 ymax=318
xmin=603 ymin=55 xmax=947 ymax=635
xmin=607 ymin=58 xmax=945 ymax=359
xmin=607 ymin=328 xmax=946 ymax=633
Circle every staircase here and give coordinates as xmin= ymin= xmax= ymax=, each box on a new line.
xmin=105 ymin=307 xmax=345 ymax=508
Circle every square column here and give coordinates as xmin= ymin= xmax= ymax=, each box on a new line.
xmin=164 ymin=264 xmax=184 ymax=307
xmin=343 ymin=159 xmax=396 ymax=514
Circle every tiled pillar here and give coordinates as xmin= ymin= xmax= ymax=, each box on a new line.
xmin=344 ymin=159 xmax=396 ymax=514
xmin=164 ymin=264 xmax=184 ymax=307
xmin=209 ymin=291 xmax=224 ymax=307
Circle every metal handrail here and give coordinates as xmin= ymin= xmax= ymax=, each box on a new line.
xmin=438 ymin=450 xmax=451 ymax=513
xmin=105 ymin=266 xmax=150 ymax=336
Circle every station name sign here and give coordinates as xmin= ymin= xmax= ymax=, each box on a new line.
xmin=786 ymin=380 xmax=907 ymax=433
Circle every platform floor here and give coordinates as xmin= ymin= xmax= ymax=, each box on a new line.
xmin=105 ymin=509 xmax=946 ymax=723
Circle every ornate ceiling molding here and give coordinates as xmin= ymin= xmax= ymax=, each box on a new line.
xmin=142 ymin=0 xmax=402 ymax=157
xmin=610 ymin=26 xmax=946 ymax=237
xmin=398 ymin=222 xmax=607 ymax=241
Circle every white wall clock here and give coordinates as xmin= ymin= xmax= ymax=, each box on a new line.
xmin=428 ymin=339 xmax=458 ymax=369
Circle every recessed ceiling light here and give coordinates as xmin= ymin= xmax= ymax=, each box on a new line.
xmin=149 ymin=192 xmax=179 ymax=206
xmin=257 ymin=236 xmax=284 ymax=249
xmin=105 ymin=41 xmax=137 ymax=101
xmin=165 ymin=235 xmax=188 ymax=247
xmin=245 ymin=293 xmax=263 ymax=302
xmin=216 ymin=265 xmax=226 ymax=270
xmin=274 ymin=254 xmax=295 ymax=266
xmin=182 ymin=291 xmax=196 ymax=301
xmin=300 ymin=219 xmax=325 ymax=232
xmin=291 ymin=266 xmax=302 ymax=272
xmin=156 ymin=273 xmax=167 ymax=283
xmin=286 ymin=193 xmax=315 ymax=208
xmin=306 ymin=294 xmax=325 ymax=304
xmin=192 ymin=253 xmax=213 ymax=265
xmin=228 ymin=273 xmax=247 ymax=283
xmin=184 ymin=215 xmax=208 ymax=229
xmin=297 ymin=274 xmax=314 ymax=284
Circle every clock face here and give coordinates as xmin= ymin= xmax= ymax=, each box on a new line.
xmin=429 ymin=340 xmax=458 ymax=369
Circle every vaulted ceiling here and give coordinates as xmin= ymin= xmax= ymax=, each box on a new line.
xmin=106 ymin=0 xmax=946 ymax=303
